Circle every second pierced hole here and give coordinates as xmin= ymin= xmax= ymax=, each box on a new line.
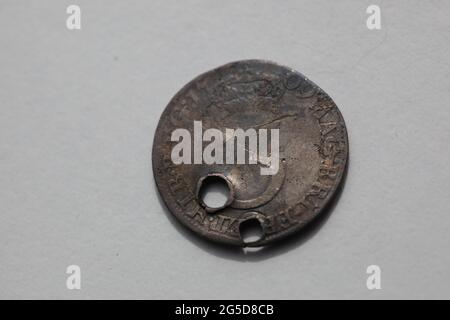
xmin=239 ymin=218 xmax=264 ymax=244
xmin=199 ymin=175 xmax=231 ymax=209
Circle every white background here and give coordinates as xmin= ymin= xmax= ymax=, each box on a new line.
xmin=1 ymin=0 xmax=449 ymax=299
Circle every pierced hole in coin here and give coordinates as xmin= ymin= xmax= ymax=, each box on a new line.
xmin=239 ymin=218 xmax=264 ymax=244
xmin=198 ymin=175 xmax=231 ymax=209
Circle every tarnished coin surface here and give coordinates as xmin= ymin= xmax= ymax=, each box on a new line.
xmin=152 ymin=60 xmax=348 ymax=247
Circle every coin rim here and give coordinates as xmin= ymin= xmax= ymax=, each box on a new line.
xmin=152 ymin=59 xmax=349 ymax=247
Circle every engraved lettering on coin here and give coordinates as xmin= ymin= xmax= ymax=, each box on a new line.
xmin=152 ymin=60 xmax=348 ymax=247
